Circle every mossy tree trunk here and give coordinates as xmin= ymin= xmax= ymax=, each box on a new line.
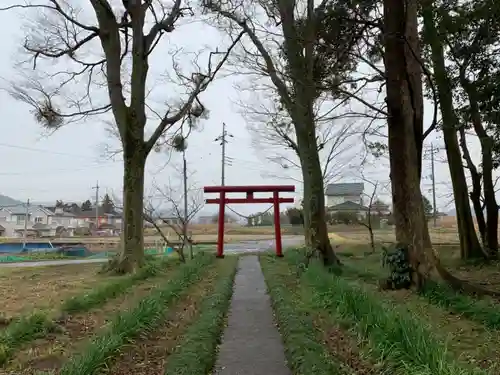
xmin=383 ymin=0 xmax=433 ymax=289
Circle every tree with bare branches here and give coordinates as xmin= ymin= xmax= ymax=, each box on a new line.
xmin=358 ymin=178 xmax=382 ymax=254
xmin=243 ymin=95 xmax=363 ymax=186
xmin=1 ymin=0 xmax=239 ymax=273
xmin=144 ymin=177 xmax=204 ymax=262
xmin=203 ymin=0 xmax=377 ymax=266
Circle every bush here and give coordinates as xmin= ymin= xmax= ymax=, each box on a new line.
xmin=381 ymin=243 xmax=412 ymax=289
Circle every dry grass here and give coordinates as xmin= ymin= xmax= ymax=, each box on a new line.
xmin=0 ymin=264 xmax=109 ymax=319
xmin=5 ymin=277 xmax=168 ymax=374
xmin=146 ymin=223 xmax=282 ymax=236
xmin=329 ymin=226 xmax=461 ymax=244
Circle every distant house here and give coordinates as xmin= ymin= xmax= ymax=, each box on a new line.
xmin=31 ymin=223 xmax=57 ymax=237
xmin=45 ymin=206 xmax=78 ymax=227
xmin=76 ymin=209 xmax=123 ymax=229
xmin=327 ymin=201 xmax=369 ymax=221
xmin=197 ymin=215 xmax=214 ymax=225
xmin=369 ymin=200 xmax=391 ymax=215
xmin=325 ymin=183 xmax=364 ymax=207
xmin=0 ymin=204 xmax=56 ymax=237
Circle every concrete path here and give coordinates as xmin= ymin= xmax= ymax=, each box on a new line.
xmin=213 ymin=255 xmax=291 ymax=375
xmin=0 ymin=237 xmax=304 ymax=268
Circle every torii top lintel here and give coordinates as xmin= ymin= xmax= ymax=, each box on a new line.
xmin=203 ymin=185 xmax=295 ymax=194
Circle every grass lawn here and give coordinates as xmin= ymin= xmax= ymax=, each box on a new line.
xmin=260 ymin=248 xmax=500 ymax=375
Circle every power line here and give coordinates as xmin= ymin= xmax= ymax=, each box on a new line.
xmin=0 ymin=161 xmax=120 ymax=176
xmin=0 ymin=142 xmax=101 ymax=160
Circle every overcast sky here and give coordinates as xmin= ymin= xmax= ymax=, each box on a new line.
xmin=0 ymin=2 xmax=479 ymax=215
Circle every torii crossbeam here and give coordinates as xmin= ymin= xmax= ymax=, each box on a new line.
xmin=203 ymin=185 xmax=295 ymax=257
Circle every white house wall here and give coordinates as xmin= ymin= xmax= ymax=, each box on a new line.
xmin=326 ymin=195 xmax=363 ymax=207
xmin=50 ymin=216 xmax=72 ymax=227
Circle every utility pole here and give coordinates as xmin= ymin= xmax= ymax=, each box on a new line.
xmin=22 ymin=199 xmax=29 ymax=250
xmin=92 ymin=181 xmax=100 ymax=231
xmin=431 ymin=143 xmax=437 ymax=227
xmin=214 ymin=122 xmax=233 ymax=186
xmin=182 ymin=148 xmax=192 ymax=259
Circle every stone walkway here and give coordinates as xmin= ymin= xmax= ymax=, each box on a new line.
xmin=213 ymin=255 xmax=291 ymax=375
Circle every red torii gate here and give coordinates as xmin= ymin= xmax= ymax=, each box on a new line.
xmin=204 ymin=185 xmax=295 ymax=258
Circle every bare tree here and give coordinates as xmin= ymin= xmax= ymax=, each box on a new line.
xmin=144 ymin=177 xmax=204 ymax=261
xmin=358 ymin=179 xmax=379 ymax=253
xmin=243 ymin=95 xmax=364 ymax=185
xmin=113 ymin=171 xmax=204 ymax=263
xmin=202 ymin=0 xmax=378 ymax=266
xmin=1 ymin=0 xmax=240 ymax=273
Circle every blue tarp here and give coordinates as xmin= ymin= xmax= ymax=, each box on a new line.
xmin=0 ymin=242 xmax=53 ymax=253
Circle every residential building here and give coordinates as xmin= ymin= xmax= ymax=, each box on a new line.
xmin=369 ymin=200 xmax=391 ymax=215
xmin=328 ymin=201 xmax=369 ymax=221
xmin=325 ymin=183 xmax=369 ymax=220
xmin=76 ymin=209 xmax=123 ymax=229
xmin=0 ymin=204 xmax=56 ymax=237
xmin=325 ymin=183 xmax=365 ymax=207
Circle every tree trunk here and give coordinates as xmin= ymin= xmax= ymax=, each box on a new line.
xmin=459 ymin=77 xmax=498 ymax=258
xmin=115 ymin=144 xmax=147 ymax=274
xmin=458 ymin=127 xmax=487 ymax=246
xmin=383 ymin=0 xmax=432 ymax=289
xmin=296 ymin=125 xmax=340 ymax=266
xmin=421 ymin=2 xmax=485 ymax=260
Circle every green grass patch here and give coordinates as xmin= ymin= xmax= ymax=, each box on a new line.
xmin=57 ymin=253 xmax=214 ymax=375
xmin=164 ymin=257 xmax=237 ymax=375
xmin=285 ymin=249 xmax=487 ymax=375
xmin=260 ymin=253 xmax=342 ymax=375
xmin=60 ymin=258 xmax=176 ymax=314
xmin=342 ymin=258 xmax=500 ymax=332
xmin=421 ymin=282 xmax=500 ymax=330
xmin=0 ymin=253 xmax=72 ymax=263
xmin=0 ymin=313 xmax=55 ymax=365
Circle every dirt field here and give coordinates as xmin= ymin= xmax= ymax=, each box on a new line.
xmin=0 ymin=223 xmax=462 ymax=250
xmin=0 ymin=255 xmax=237 ymax=375
xmin=0 ymin=264 xmax=107 ymax=319
xmin=329 ymin=225 xmax=460 ymax=244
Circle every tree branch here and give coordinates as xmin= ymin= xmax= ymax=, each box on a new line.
xmin=144 ymin=30 xmax=244 ymax=153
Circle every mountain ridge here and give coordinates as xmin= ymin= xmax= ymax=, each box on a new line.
xmin=0 ymin=194 xmax=23 ymax=208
